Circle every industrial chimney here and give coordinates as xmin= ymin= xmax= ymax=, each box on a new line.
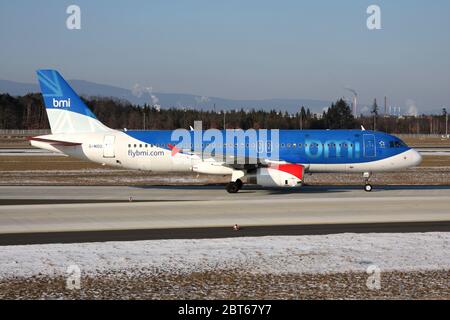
xmin=345 ymin=88 xmax=358 ymax=118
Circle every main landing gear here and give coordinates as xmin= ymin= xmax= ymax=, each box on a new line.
xmin=363 ymin=172 xmax=373 ymax=192
xmin=226 ymin=179 xmax=243 ymax=193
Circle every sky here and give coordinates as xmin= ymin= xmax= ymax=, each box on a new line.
xmin=0 ymin=0 xmax=449 ymax=113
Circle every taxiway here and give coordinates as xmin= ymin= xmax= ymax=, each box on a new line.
xmin=0 ymin=185 xmax=449 ymax=244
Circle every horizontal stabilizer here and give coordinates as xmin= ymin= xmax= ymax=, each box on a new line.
xmin=27 ymin=136 xmax=82 ymax=146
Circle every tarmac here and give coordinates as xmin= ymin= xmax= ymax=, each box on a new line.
xmin=0 ymin=185 xmax=449 ymax=244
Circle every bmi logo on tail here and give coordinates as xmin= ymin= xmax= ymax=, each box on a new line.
xmin=52 ymin=98 xmax=71 ymax=108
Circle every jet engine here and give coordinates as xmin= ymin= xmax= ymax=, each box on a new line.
xmin=248 ymin=164 xmax=304 ymax=188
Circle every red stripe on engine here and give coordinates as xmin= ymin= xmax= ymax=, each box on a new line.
xmin=272 ymin=164 xmax=304 ymax=180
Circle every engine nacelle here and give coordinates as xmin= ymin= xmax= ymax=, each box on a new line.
xmin=249 ymin=164 xmax=304 ymax=188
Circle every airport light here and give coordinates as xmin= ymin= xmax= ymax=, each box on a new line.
xmin=444 ymin=108 xmax=448 ymax=138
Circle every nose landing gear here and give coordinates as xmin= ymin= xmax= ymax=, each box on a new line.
xmin=363 ymin=172 xmax=373 ymax=192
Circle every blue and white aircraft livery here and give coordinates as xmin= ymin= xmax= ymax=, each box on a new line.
xmin=30 ymin=70 xmax=422 ymax=193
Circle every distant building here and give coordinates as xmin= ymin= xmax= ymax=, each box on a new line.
xmin=313 ymin=112 xmax=323 ymax=120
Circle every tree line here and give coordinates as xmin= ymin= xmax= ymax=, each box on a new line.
xmin=0 ymin=93 xmax=448 ymax=135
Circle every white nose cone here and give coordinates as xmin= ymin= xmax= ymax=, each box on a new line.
xmin=407 ymin=148 xmax=422 ymax=167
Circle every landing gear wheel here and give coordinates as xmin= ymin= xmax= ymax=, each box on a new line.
xmin=363 ymin=172 xmax=373 ymax=192
xmin=235 ymin=179 xmax=243 ymax=190
xmin=226 ymin=182 xmax=240 ymax=193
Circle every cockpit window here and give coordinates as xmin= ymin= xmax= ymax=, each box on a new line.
xmin=390 ymin=140 xmax=407 ymax=148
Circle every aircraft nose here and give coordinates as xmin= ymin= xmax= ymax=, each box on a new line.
xmin=408 ymin=148 xmax=422 ymax=167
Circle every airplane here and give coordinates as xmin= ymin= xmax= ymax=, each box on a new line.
xmin=29 ymin=69 xmax=422 ymax=193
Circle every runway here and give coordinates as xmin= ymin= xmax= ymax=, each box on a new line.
xmin=0 ymin=185 xmax=449 ymax=245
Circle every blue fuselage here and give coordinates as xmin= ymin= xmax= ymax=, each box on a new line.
xmin=124 ymin=129 xmax=410 ymax=165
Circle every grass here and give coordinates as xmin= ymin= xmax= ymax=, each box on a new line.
xmin=401 ymin=136 xmax=450 ymax=147
xmin=0 ymin=156 xmax=105 ymax=171
xmin=420 ymin=156 xmax=450 ymax=167
xmin=1 ymin=270 xmax=448 ymax=299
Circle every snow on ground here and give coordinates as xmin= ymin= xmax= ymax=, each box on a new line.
xmin=0 ymin=233 xmax=449 ymax=279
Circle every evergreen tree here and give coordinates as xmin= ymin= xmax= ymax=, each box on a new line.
xmin=322 ymin=99 xmax=356 ymax=129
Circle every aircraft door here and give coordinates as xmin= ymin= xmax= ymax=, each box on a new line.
xmin=363 ymin=134 xmax=376 ymax=157
xmin=103 ymin=135 xmax=115 ymax=158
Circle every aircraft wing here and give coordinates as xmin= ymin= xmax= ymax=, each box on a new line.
xmin=168 ymin=143 xmax=278 ymax=169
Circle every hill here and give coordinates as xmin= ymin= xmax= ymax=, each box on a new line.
xmin=0 ymin=79 xmax=331 ymax=113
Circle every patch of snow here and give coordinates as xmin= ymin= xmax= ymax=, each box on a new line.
xmin=0 ymin=233 xmax=448 ymax=279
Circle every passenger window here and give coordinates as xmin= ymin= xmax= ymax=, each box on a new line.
xmin=134 ymin=144 xmax=137 ymax=148
xmin=128 ymin=144 xmax=131 ymax=148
